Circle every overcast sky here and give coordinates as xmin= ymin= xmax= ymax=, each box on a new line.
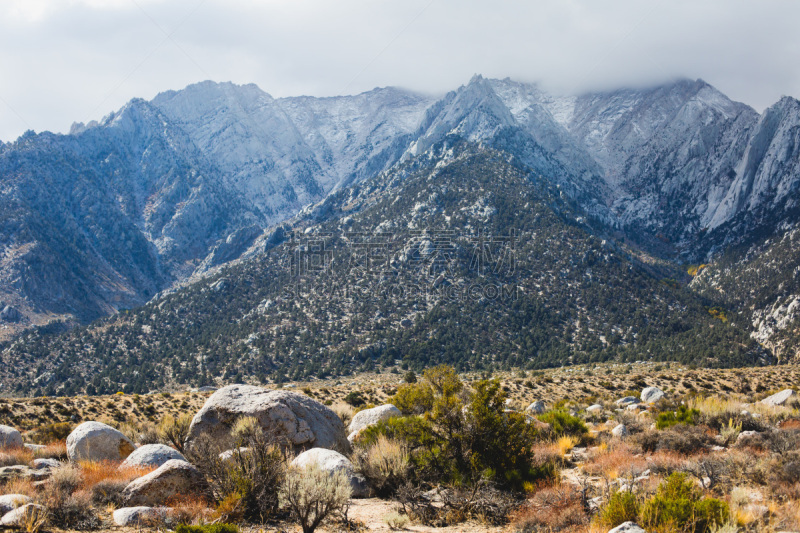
xmin=1 ymin=0 xmax=799 ymax=142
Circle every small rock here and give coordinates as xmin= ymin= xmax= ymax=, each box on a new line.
xmin=0 ymin=425 xmax=23 ymax=449
xmin=615 ymin=397 xmax=638 ymax=407
xmin=735 ymin=430 xmax=763 ymax=448
xmin=66 ymin=421 xmax=135 ymax=462
xmin=760 ymin=389 xmax=796 ymax=406
xmin=218 ymin=447 xmax=250 ymax=462
xmin=587 ymin=404 xmax=603 ymax=412
xmin=121 ymin=444 xmax=186 ymax=469
xmin=122 ymin=460 xmax=210 ymax=507
xmin=0 ymin=503 xmax=46 ymax=527
xmin=24 ymin=444 xmax=46 ymax=452
xmin=0 ymin=494 xmax=31 ymax=515
xmin=112 ymin=506 xmax=169 ymax=527
xmin=608 ymin=522 xmax=647 ymax=533
xmin=640 ymin=386 xmax=665 ymax=404
xmin=291 ymin=448 xmax=370 ymax=498
xmin=525 ymin=400 xmax=546 ymax=414
xmin=32 ymin=458 xmax=61 ymax=470
xmin=612 ymin=424 xmax=629 ymax=438
xmin=626 ymin=404 xmax=641 ymax=411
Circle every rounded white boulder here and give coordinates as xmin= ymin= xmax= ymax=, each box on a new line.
xmin=640 ymin=386 xmax=665 ymax=404
xmin=347 ymin=404 xmax=401 ymax=442
xmin=0 ymin=425 xmax=23 ymax=449
xmin=186 ymin=385 xmax=349 ymax=452
xmin=291 ymin=448 xmax=370 ymax=498
xmin=525 ymin=401 xmax=546 ymax=414
xmin=121 ymin=444 xmax=186 ymax=469
xmin=66 ymin=421 xmax=136 ymax=462
xmin=121 ymin=459 xmax=210 ymax=507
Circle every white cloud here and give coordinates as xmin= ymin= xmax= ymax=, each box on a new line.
xmin=1 ymin=0 xmax=799 ymax=142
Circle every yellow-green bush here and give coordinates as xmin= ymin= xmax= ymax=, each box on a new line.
xmin=639 ymin=473 xmax=728 ymax=533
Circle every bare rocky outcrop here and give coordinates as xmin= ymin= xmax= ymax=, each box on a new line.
xmin=121 ymin=459 xmax=210 ymax=507
xmin=66 ymin=421 xmax=136 ymax=462
xmin=186 ymin=385 xmax=348 ymax=452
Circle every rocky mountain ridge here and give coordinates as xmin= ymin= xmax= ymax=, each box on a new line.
xmin=1 ymin=75 xmax=799 ymax=365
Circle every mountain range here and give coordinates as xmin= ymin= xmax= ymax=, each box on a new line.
xmin=1 ymin=75 xmax=799 ymax=394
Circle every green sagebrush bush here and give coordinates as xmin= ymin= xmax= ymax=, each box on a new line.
xmin=656 ymin=405 xmax=700 ymax=430
xmin=639 ymin=473 xmax=728 ymax=533
xmin=359 ymin=367 xmax=554 ymax=491
xmin=535 ymin=409 xmax=588 ymax=438
xmin=597 ymin=490 xmax=640 ymax=528
xmin=174 ymin=524 xmax=238 ymax=533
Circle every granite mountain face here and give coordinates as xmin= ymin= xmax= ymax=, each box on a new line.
xmin=1 ymin=76 xmax=800 ymax=385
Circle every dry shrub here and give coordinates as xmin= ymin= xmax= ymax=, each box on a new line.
xmin=0 ymin=446 xmax=33 ymax=467
xmin=164 ymin=494 xmax=214 ymax=526
xmin=186 ymin=417 xmax=286 ymax=522
xmin=26 ymin=422 xmax=72 ymax=445
xmin=333 ymin=404 xmax=354 ymax=428
xmin=636 ymin=425 xmax=713 ymax=455
xmin=34 ymin=440 xmax=67 ymax=461
xmin=280 ymin=464 xmax=352 ymax=533
xmin=646 ymin=451 xmax=689 ymax=476
xmin=159 ymin=413 xmax=192 ymax=453
xmin=39 ymin=465 xmax=101 ymax=530
xmin=771 ymin=499 xmax=800 ymax=532
xmin=510 ymin=484 xmax=588 ymax=532
xmin=17 ymin=503 xmax=48 ymax=533
xmin=352 ymin=435 xmax=410 ymax=497
xmin=583 ymin=443 xmax=648 ymax=479
xmin=396 ymin=481 xmax=518 ymax=527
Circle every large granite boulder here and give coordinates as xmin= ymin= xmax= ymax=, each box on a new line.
xmin=0 ymin=503 xmax=46 ymax=527
xmin=186 ymin=385 xmax=348 ymax=452
xmin=0 ymin=494 xmax=31 ymax=515
xmin=121 ymin=444 xmax=186 ymax=469
xmin=291 ymin=448 xmax=369 ymax=497
xmin=348 ymin=404 xmax=401 ymax=442
xmin=640 ymin=386 xmax=665 ymax=404
xmin=66 ymin=421 xmax=135 ymax=462
xmin=760 ymin=389 xmax=796 ymax=406
xmin=121 ymin=460 xmax=210 ymax=506
xmin=0 ymin=425 xmax=23 ymax=449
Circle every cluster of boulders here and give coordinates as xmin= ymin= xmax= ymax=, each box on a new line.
xmin=1 ymin=385 xmax=402 ymax=527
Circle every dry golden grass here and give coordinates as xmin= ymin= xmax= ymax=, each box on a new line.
xmin=583 ymin=443 xmax=648 ymax=479
xmin=0 ymin=445 xmax=33 ymax=467
xmin=78 ymin=460 xmax=154 ymax=491
xmin=0 ymin=476 xmax=37 ymax=497
xmin=556 ymin=435 xmax=580 ymax=457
